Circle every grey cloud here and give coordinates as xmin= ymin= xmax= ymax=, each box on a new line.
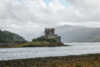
xmin=67 ymin=0 xmax=100 ymax=22
xmin=0 ymin=0 xmax=100 ymax=40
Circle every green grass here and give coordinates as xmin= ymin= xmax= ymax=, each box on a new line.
xmin=15 ymin=42 xmax=64 ymax=47
xmin=0 ymin=41 xmax=65 ymax=48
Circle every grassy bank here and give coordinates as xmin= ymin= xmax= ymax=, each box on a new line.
xmin=0 ymin=42 xmax=66 ymax=48
xmin=15 ymin=42 xmax=65 ymax=47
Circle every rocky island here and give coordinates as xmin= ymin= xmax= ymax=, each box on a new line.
xmin=16 ymin=28 xmax=64 ymax=47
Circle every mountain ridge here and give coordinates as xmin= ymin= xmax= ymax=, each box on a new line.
xmin=56 ymin=25 xmax=100 ymax=42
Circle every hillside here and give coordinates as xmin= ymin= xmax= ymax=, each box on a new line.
xmin=56 ymin=25 xmax=100 ymax=42
xmin=0 ymin=30 xmax=25 ymax=43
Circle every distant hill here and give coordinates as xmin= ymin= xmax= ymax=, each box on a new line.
xmin=56 ymin=25 xmax=100 ymax=43
xmin=0 ymin=30 xmax=26 ymax=43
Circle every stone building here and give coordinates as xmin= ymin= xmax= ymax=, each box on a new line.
xmin=32 ymin=28 xmax=63 ymax=46
xmin=43 ymin=28 xmax=61 ymax=42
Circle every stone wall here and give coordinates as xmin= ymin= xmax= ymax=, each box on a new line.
xmin=0 ymin=54 xmax=100 ymax=67
xmin=44 ymin=28 xmax=61 ymax=42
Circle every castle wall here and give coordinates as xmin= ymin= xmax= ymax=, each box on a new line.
xmin=44 ymin=28 xmax=61 ymax=42
xmin=0 ymin=54 xmax=100 ymax=67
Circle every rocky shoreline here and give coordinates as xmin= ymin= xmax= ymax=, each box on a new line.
xmin=0 ymin=54 xmax=100 ymax=67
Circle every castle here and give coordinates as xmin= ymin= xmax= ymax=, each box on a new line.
xmin=32 ymin=28 xmax=63 ymax=46
xmin=43 ymin=28 xmax=61 ymax=42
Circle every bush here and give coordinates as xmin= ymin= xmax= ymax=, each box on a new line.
xmin=32 ymin=37 xmax=58 ymax=42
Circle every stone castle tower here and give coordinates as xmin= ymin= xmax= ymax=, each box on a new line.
xmin=44 ymin=28 xmax=61 ymax=42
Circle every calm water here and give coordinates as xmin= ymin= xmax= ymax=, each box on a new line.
xmin=0 ymin=42 xmax=100 ymax=61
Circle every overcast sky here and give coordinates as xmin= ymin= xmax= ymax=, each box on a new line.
xmin=0 ymin=0 xmax=100 ymax=40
